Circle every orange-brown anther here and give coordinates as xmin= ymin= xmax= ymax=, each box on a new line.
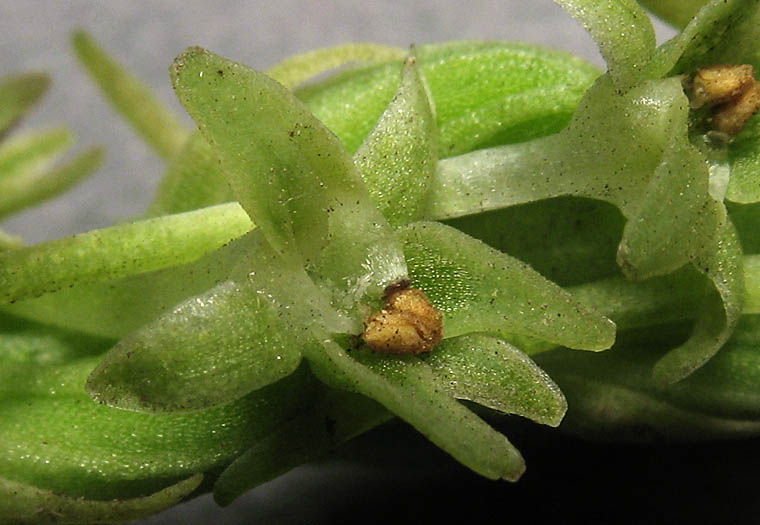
xmin=690 ymin=64 xmax=755 ymax=109
xmin=713 ymin=81 xmax=760 ymax=136
xmin=688 ymin=64 xmax=760 ymax=137
xmin=362 ymin=285 xmax=443 ymax=354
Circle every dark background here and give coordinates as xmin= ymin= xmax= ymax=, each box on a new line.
xmin=142 ymin=418 xmax=760 ymax=524
xmin=6 ymin=3 xmax=746 ymax=524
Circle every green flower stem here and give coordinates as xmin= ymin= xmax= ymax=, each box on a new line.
xmin=0 ymin=202 xmax=253 ymax=303
xmin=5 ymin=197 xmax=760 ymax=353
xmin=7 ymin=3 xmax=760 ymax=514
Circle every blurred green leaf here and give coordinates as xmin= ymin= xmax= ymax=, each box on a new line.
xmin=0 ymin=229 xmax=23 ymax=251
xmin=424 ymin=333 xmax=567 ymax=426
xmin=354 ymin=56 xmax=438 ymax=226
xmin=538 ymin=350 xmax=760 ymax=441
xmin=0 ymin=146 xmax=103 ymax=219
xmin=400 ymin=221 xmax=616 ymax=351
xmin=0 ymin=72 xmax=50 ymax=135
xmin=0 ymin=128 xmax=72 ymax=182
xmin=72 ymin=30 xmax=189 ymax=159
xmin=0 ymin=202 xmax=252 ymax=303
xmin=0 ymin=474 xmax=203 ymax=525
xmin=555 ymin=0 xmax=655 ymax=89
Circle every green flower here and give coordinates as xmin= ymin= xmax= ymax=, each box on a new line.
xmin=4 ymin=1 xmax=760 ymax=522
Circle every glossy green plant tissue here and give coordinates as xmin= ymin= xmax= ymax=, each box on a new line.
xmin=4 ymin=1 xmax=760 ymax=522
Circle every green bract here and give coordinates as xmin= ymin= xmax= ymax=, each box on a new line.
xmin=4 ymin=0 xmax=760 ymax=522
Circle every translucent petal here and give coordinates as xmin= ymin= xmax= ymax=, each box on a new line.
xmin=307 ymin=341 xmax=526 ymax=481
xmin=653 ymin=217 xmax=744 ymax=383
xmin=648 ymin=0 xmax=760 ymax=77
xmin=86 ymin=229 xmax=349 ymax=412
xmin=555 ymin=0 xmax=656 ymax=89
xmin=171 ymin=47 xmax=406 ymax=310
xmin=430 ymin=75 xmax=723 ymax=280
xmin=400 ymin=221 xmax=616 ymax=351
xmin=424 ymin=333 xmax=567 ymax=426
xmin=354 ymin=56 xmax=438 ymax=226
